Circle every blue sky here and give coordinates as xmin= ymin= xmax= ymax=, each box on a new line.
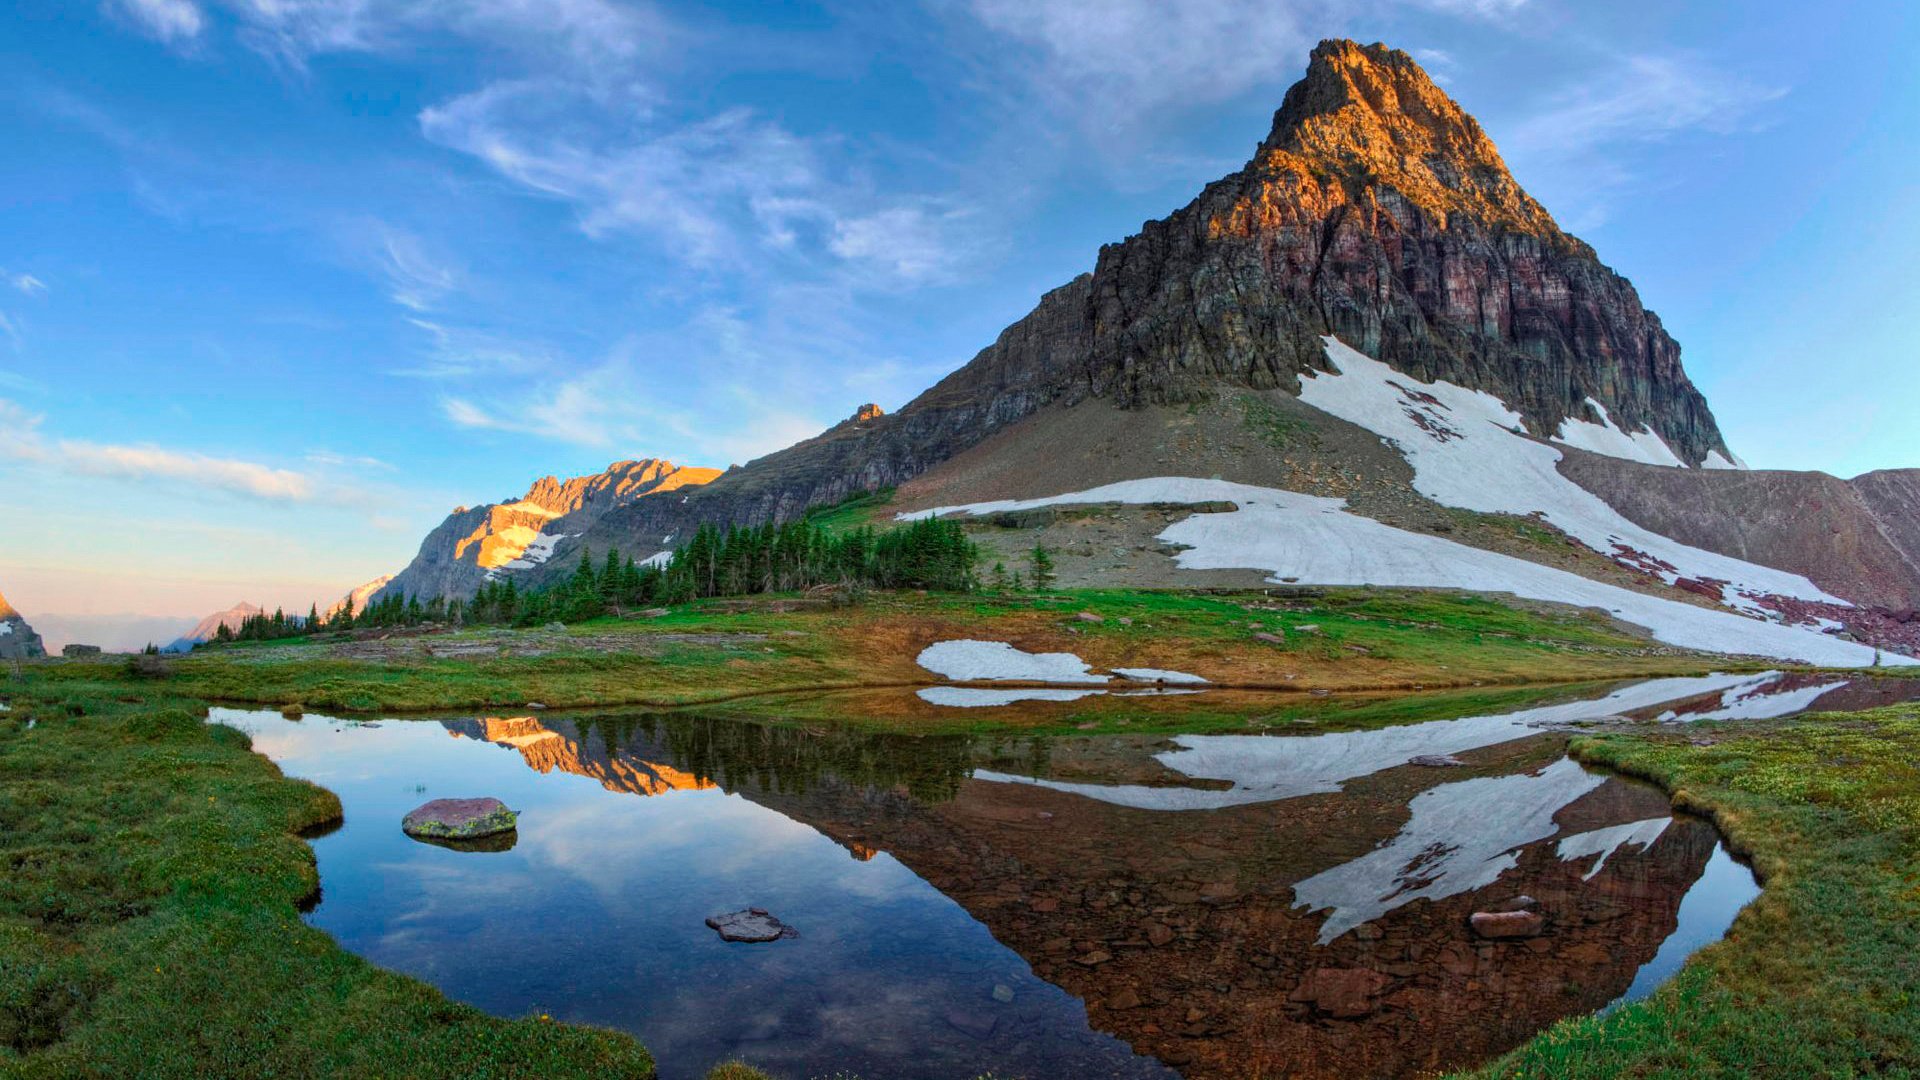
xmin=2 ymin=0 xmax=1916 ymax=621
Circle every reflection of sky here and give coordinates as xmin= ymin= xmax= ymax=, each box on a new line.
xmin=215 ymin=709 xmax=1171 ymax=1080
xmin=1608 ymin=844 xmax=1761 ymax=1009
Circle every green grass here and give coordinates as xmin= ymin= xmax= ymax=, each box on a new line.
xmin=1235 ymin=393 xmax=1322 ymax=451
xmin=801 ymin=487 xmax=896 ymax=533
xmin=27 ymin=588 xmax=1734 ymax=725
xmin=0 ymin=677 xmax=653 ymax=1078
xmin=1457 ymin=703 xmax=1920 ymax=1078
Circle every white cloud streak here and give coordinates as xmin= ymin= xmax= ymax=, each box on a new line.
xmin=108 ymin=0 xmax=206 ymax=44
xmin=0 ymin=398 xmax=315 ymax=501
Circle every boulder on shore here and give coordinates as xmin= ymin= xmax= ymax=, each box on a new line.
xmin=401 ymin=797 xmax=517 ymax=841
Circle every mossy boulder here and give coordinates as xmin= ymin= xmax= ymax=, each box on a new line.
xmin=401 ymin=797 xmax=517 ymax=841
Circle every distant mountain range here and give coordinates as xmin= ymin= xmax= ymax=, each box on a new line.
xmin=362 ymin=41 xmax=1918 ymax=667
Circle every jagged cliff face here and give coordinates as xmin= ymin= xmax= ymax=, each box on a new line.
xmin=1094 ymin=40 xmax=1727 ymax=463
xmin=0 ymin=587 xmax=46 ymax=661
xmin=567 ymin=40 xmax=1729 ymax=569
xmin=380 ymin=458 xmax=721 ymax=602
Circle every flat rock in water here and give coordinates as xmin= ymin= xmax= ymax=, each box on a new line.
xmin=401 ymin=797 xmax=517 ymax=841
xmin=706 ymin=907 xmax=798 ymax=943
xmin=1470 ymin=910 xmax=1545 ymax=939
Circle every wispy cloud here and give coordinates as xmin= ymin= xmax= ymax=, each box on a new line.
xmin=396 ymin=318 xmax=555 ymax=379
xmin=106 ymin=0 xmax=205 ymax=45
xmin=1498 ymin=52 xmax=1786 ymax=228
xmin=0 ymin=398 xmax=315 ymax=501
xmin=305 ymin=449 xmax=394 ymax=472
xmin=375 ymin=226 xmax=458 ymax=311
xmin=4 ymin=271 xmax=47 ymax=297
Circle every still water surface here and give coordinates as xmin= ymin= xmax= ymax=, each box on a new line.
xmin=220 ymin=671 xmax=1916 ymax=1080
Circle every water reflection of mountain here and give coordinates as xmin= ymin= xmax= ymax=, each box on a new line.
xmin=441 ymin=713 xmax=976 ymax=803
xmin=444 ymin=703 xmax=1741 ymax=1079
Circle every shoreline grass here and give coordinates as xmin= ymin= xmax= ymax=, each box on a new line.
xmin=1457 ymin=703 xmax=1920 ymax=1077
xmin=0 ymin=679 xmax=654 ymax=1079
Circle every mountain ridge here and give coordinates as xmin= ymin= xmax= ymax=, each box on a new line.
xmin=377 ymin=458 xmax=721 ymax=602
xmin=557 ymin=38 xmax=1732 ymax=565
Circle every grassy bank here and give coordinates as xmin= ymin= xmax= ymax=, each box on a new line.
xmin=1460 ymin=703 xmax=1920 ymax=1078
xmin=25 ymin=588 xmax=1736 ymax=721
xmin=0 ymin=678 xmax=654 ymax=1079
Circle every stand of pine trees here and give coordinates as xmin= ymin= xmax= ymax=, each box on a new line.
xmin=208 ymin=515 xmax=980 ymax=644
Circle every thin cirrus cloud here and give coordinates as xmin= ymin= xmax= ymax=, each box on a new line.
xmin=416 ymin=81 xmax=974 ymax=283
xmin=1 ymin=398 xmax=314 ymax=501
xmin=1496 ymin=52 xmax=1786 ymax=228
xmin=107 ymin=0 xmax=206 ymax=45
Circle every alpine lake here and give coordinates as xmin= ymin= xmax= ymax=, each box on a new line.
xmin=214 ymin=671 xmax=1920 ymax=1080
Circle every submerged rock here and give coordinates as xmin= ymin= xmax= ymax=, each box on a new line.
xmin=401 ymin=797 xmax=517 ymax=841
xmin=706 ymin=908 xmax=798 ymax=943
xmin=1288 ymin=967 xmax=1391 ymax=1018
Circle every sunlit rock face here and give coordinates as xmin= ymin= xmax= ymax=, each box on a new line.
xmin=575 ymin=39 xmax=1731 ymax=562
xmin=0 ymin=587 xmax=46 ymax=660
xmin=379 ymin=458 xmax=721 ymax=602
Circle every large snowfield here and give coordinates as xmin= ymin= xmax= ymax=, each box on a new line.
xmin=1298 ymin=338 xmax=1844 ymax=617
xmin=905 ymin=476 xmax=1906 ymax=666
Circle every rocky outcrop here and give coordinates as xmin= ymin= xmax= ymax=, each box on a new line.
xmin=564 ymin=40 xmax=1732 ymax=576
xmin=379 ymin=458 xmax=720 ymax=602
xmin=0 ymin=588 xmax=46 ymax=661
xmin=1560 ymin=452 xmax=1920 ymax=609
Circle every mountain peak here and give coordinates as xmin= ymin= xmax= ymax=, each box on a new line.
xmin=0 ymin=587 xmax=17 ymax=621
xmin=1256 ymin=39 xmax=1567 ymax=242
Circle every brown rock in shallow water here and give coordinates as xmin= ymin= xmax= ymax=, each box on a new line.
xmin=1470 ymin=910 xmax=1545 ymax=939
xmin=1289 ymin=968 xmax=1391 ymax=1019
xmin=705 ymin=908 xmax=798 ymax=943
xmin=401 ymin=797 xmax=517 ymax=841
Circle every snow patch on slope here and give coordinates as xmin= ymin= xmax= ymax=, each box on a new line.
xmin=1553 ymin=398 xmax=1687 ymax=468
xmin=1298 ymin=337 xmax=1840 ymax=615
xmin=903 ymin=478 xmax=1906 ymax=666
xmin=916 ymin=640 xmax=1110 ymax=684
xmin=1702 ymin=450 xmax=1746 ymax=471
xmin=484 ymin=530 xmax=575 ymax=582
